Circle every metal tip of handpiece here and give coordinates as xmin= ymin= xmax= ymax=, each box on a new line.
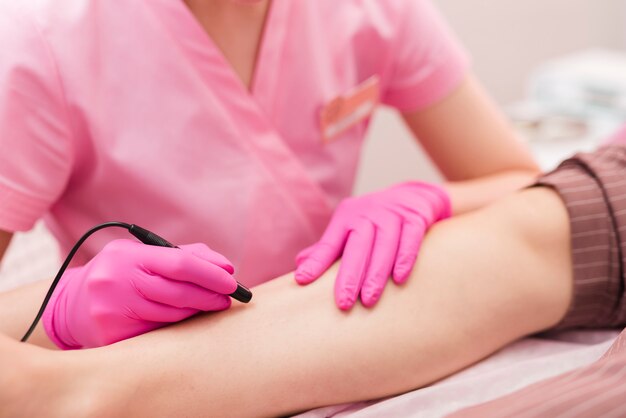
xmin=230 ymin=283 xmax=252 ymax=303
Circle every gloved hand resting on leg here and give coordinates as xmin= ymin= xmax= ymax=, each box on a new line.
xmin=295 ymin=181 xmax=451 ymax=309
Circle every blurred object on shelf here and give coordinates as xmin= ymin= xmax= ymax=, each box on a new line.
xmin=531 ymin=49 xmax=626 ymax=121
xmin=507 ymin=49 xmax=626 ymax=170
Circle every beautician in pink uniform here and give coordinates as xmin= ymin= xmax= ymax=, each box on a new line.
xmin=0 ymin=0 xmax=538 ymax=349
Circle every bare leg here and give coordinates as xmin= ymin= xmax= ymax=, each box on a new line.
xmin=0 ymin=279 xmax=57 ymax=348
xmin=0 ymin=188 xmax=573 ymax=417
xmin=0 ymin=229 xmax=57 ymax=348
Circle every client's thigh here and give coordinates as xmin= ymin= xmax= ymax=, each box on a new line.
xmin=72 ymin=187 xmax=574 ymax=417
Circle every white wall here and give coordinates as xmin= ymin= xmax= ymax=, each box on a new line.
xmin=437 ymin=0 xmax=626 ymax=103
xmin=354 ymin=0 xmax=626 ymax=194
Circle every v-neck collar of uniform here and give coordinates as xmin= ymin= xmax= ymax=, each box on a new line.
xmin=150 ymin=0 xmax=291 ymax=118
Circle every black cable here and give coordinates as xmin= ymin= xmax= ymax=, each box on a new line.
xmin=21 ymin=222 xmax=132 ymax=342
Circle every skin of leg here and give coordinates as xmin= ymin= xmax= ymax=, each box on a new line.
xmin=0 ymin=279 xmax=58 ymax=348
xmin=0 ymin=229 xmax=57 ymax=348
xmin=0 ymin=187 xmax=573 ymax=417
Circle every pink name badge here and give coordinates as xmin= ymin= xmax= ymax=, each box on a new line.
xmin=320 ymin=75 xmax=380 ymax=143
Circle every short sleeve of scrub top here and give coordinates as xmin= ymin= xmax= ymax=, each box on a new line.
xmin=0 ymin=6 xmax=74 ymax=232
xmin=380 ymin=0 xmax=470 ymax=113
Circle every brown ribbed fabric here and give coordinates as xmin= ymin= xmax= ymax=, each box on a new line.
xmin=537 ymin=146 xmax=626 ymax=329
xmin=447 ymin=145 xmax=626 ymax=417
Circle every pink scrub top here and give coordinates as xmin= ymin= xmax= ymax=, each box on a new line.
xmin=0 ymin=0 xmax=468 ymax=287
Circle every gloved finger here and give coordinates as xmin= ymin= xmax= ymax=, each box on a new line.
xmin=335 ymin=220 xmax=376 ymax=310
xmin=138 ymin=246 xmax=238 ymax=295
xmin=127 ymin=298 xmax=201 ymax=323
xmin=133 ymin=274 xmax=232 ymax=311
xmin=360 ymin=214 xmax=402 ymax=308
xmin=295 ymin=244 xmax=317 ymax=265
xmin=392 ymin=217 xmax=428 ymax=284
xmin=295 ymin=217 xmax=350 ymax=285
xmin=179 ymin=243 xmax=235 ymax=274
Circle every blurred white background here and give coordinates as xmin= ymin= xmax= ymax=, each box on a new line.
xmin=355 ymin=0 xmax=626 ymax=193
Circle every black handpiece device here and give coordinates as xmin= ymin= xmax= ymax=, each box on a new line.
xmin=127 ymin=225 xmax=252 ymax=303
xmin=21 ymin=222 xmax=252 ymax=343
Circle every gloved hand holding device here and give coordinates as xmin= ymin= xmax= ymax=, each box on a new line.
xmin=295 ymin=181 xmax=451 ymax=309
xmin=43 ymin=239 xmax=238 ymax=349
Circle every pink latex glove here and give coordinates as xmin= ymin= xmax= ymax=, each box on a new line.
xmin=295 ymin=181 xmax=451 ymax=309
xmin=43 ymin=239 xmax=238 ymax=349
